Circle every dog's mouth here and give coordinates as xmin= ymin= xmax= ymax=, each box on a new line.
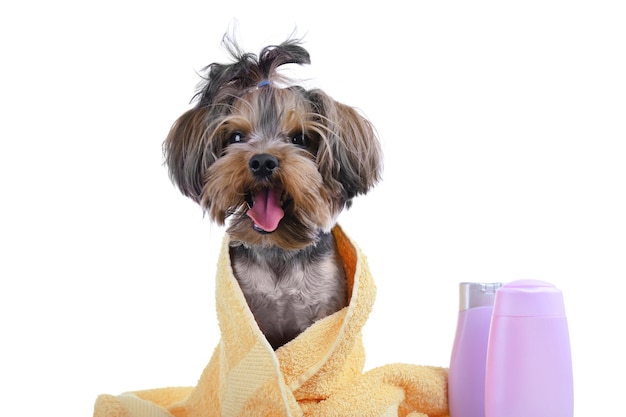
xmin=245 ymin=187 xmax=286 ymax=233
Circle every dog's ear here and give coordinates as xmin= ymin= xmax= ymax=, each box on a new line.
xmin=310 ymin=90 xmax=383 ymax=205
xmin=163 ymin=106 xmax=216 ymax=203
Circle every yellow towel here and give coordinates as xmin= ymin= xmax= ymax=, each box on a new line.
xmin=94 ymin=226 xmax=449 ymax=417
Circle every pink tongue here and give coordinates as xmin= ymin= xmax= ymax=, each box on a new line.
xmin=247 ymin=188 xmax=284 ymax=232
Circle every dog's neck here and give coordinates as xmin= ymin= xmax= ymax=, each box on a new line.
xmin=229 ymin=231 xmax=335 ymax=272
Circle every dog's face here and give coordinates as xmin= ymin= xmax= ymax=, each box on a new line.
xmin=164 ymin=40 xmax=382 ymax=250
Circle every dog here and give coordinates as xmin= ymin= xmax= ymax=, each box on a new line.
xmin=163 ymin=36 xmax=383 ymax=349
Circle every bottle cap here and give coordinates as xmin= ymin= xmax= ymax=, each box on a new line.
xmin=459 ymin=282 xmax=503 ymax=311
xmin=492 ymin=279 xmax=566 ymax=317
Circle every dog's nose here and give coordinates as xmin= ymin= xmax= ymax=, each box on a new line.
xmin=249 ymin=153 xmax=279 ymax=178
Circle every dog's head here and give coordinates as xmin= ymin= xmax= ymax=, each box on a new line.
xmin=164 ymin=37 xmax=382 ymax=250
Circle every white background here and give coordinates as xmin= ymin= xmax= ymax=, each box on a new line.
xmin=1 ymin=1 xmax=624 ymax=416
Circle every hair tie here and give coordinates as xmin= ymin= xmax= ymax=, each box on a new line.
xmin=257 ymin=80 xmax=270 ymax=88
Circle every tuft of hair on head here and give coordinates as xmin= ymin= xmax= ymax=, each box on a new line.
xmin=194 ymin=34 xmax=311 ymax=108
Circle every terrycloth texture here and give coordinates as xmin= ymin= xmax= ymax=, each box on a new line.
xmin=94 ymin=226 xmax=449 ymax=417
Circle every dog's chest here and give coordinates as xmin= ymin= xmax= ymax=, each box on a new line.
xmin=231 ymin=253 xmax=346 ymax=310
xmin=229 ymin=243 xmax=348 ymax=348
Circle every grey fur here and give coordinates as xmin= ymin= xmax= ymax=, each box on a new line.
xmin=230 ymin=232 xmax=346 ymax=349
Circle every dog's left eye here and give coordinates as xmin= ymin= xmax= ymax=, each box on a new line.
xmin=291 ymin=133 xmax=310 ymax=148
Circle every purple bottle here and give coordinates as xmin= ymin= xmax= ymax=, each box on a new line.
xmin=449 ymin=282 xmax=502 ymax=417
xmin=485 ymin=280 xmax=574 ymax=417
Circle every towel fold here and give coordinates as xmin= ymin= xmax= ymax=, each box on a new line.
xmin=94 ymin=225 xmax=449 ymax=417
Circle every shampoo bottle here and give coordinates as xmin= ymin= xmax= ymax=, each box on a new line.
xmin=485 ymin=280 xmax=573 ymax=417
xmin=449 ymin=282 xmax=502 ymax=417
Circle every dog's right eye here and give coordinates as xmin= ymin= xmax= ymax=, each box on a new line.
xmin=229 ymin=132 xmax=244 ymax=144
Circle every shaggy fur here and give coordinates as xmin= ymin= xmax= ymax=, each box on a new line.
xmin=164 ymin=35 xmax=382 ymax=349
